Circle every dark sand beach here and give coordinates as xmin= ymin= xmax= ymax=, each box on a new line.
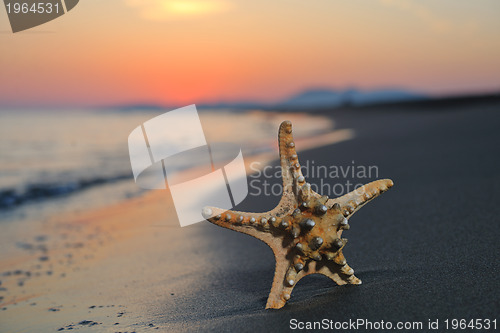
xmin=179 ymin=97 xmax=500 ymax=332
xmin=1 ymin=96 xmax=499 ymax=332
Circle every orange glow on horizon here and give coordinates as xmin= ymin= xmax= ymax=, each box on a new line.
xmin=0 ymin=0 xmax=499 ymax=107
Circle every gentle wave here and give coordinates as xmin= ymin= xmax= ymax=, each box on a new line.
xmin=0 ymin=173 xmax=132 ymax=209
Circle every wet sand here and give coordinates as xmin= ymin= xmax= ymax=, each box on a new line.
xmin=1 ymin=97 xmax=499 ymax=332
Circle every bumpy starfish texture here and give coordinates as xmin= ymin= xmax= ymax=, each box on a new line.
xmin=203 ymin=121 xmax=393 ymax=309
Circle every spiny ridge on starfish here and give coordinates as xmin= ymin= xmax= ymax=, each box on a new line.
xmin=202 ymin=120 xmax=394 ymax=309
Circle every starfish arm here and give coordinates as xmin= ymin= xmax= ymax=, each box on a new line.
xmin=276 ymin=121 xmax=306 ymax=207
xmin=328 ymin=179 xmax=394 ymax=218
xmin=203 ymin=206 xmax=279 ymax=246
xmin=265 ymin=251 xmax=295 ymax=309
xmin=314 ymin=260 xmax=362 ymax=286
xmin=265 ymin=252 xmax=318 ymax=309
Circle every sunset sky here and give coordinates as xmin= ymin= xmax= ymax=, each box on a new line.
xmin=1 ymin=0 xmax=499 ymax=107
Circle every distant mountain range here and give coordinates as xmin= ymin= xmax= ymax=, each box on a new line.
xmin=113 ymin=88 xmax=428 ymax=111
xmin=275 ymin=88 xmax=427 ymax=109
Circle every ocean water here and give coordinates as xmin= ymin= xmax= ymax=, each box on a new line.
xmin=0 ymin=109 xmax=156 ymax=222
xmin=0 ymin=109 xmax=333 ymax=224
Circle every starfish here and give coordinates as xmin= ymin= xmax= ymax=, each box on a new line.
xmin=202 ymin=120 xmax=394 ymax=309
